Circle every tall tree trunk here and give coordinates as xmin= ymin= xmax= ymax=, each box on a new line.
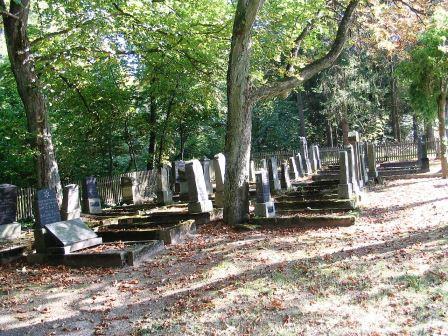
xmin=107 ymin=129 xmax=114 ymax=177
xmin=390 ymin=65 xmax=401 ymax=141
xmin=1 ymin=0 xmax=62 ymax=199
xmin=326 ymin=119 xmax=333 ymax=147
xmin=146 ymin=98 xmax=157 ymax=170
xmin=412 ymin=115 xmax=419 ymax=143
xmin=437 ymin=80 xmax=448 ymax=179
xmin=157 ymin=92 xmax=176 ymax=167
xmin=341 ymin=115 xmax=349 ymax=146
xmin=296 ymin=91 xmax=306 ymax=137
xmin=179 ymin=122 xmax=186 ymax=160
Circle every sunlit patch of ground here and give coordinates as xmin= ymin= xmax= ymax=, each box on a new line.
xmin=0 ymin=176 xmax=447 ymax=335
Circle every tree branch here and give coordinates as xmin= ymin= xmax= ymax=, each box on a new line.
xmin=251 ymin=0 xmax=359 ymax=102
xmin=30 ymin=19 xmax=94 ymax=46
xmin=1 ymin=10 xmax=20 ymax=20
xmin=285 ymin=20 xmax=315 ymax=75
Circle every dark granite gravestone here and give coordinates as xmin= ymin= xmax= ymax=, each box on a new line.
xmin=157 ymin=166 xmax=173 ymax=205
xmin=0 ymin=184 xmax=17 ymax=226
xmin=61 ymin=184 xmax=81 ymax=221
xmin=267 ymin=157 xmax=281 ymax=193
xmin=254 ymin=170 xmax=275 ymax=218
xmin=0 ymin=184 xmax=21 ymax=239
xmin=82 ymin=177 xmax=102 ymax=214
xmin=213 ymin=153 xmax=226 ymax=208
xmin=186 ymin=160 xmax=213 ymax=213
xmin=34 ymin=189 xmax=61 ymax=228
xmin=200 ymin=157 xmax=213 ymax=195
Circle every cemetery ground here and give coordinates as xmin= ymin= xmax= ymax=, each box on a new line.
xmin=1 ymin=175 xmax=448 ymax=335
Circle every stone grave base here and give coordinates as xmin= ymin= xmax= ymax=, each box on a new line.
xmin=62 ymin=209 xmax=81 ymax=221
xmin=188 ymin=200 xmax=213 ymax=214
xmin=0 ymin=245 xmax=26 ymax=264
xmin=0 ymin=223 xmax=21 ymax=240
xmin=338 ymin=183 xmax=353 ymax=199
xmin=98 ymin=220 xmax=196 ymax=245
xmin=28 ymin=240 xmax=164 ymax=267
xmin=157 ymin=190 xmax=173 ymax=205
xmin=250 ymin=214 xmax=355 ymax=228
xmin=254 ymin=202 xmax=276 ymax=218
xmin=116 ymin=209 xmax=222 ymax=226
xmin=275 ymin=199 xmax=357 ymax=211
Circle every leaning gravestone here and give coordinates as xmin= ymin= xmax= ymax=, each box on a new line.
xmin=314 ymin=145 xmax=322 ymax=170
xmin=0 ymin=184 xmax=21 ymax=240
xmin=288 ymin=157 xmax=299 ymax=180
xmin=200 ymin=157 xmax=214 ymax=195
xmin=157 ymin=166 xmax=173 ymax=205
xmin=338 ymin=150 xmax=353 ymax=199
xmin=280 ymin=163 xmax=292 ymax=190
xmin=82 ymin=177 xmax=102 ymax=214
xmin=299 ymin=137 xmax=312 ymax=175
xmin=294 ymin=153 xmax=305 ymax=178
xmin=61 ymin=184 xmax=81 ymax=221
xmin=267 ymin=157 xmax=281 ymax=193
xmin=213 ymin=153 xmax=226 ymax=208
xmin=254 ymin=169 xmax=275 ymax=218
xmin=35 ymin=189 xmax=61 ymax=228
xmin=186 ymin=160 xmax=213 ymax=213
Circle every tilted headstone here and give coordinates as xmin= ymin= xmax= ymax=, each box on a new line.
xmin=298 ymin=137 xmax=312 ymax=175
xmin=309 ymin=145 xmax=318 ymax=173
xmin=254 ymin=169 xmax=275 ymax=218
xmin=419 ymin=135 xmax=430 ymax=172
xmin=61 ymin=184 xmax=81 ymax=221
xmin=249 ymin=160 xmax=256 ymax=183
xmin=315 ymin=145 xmax=322 ymax=170
xmin=34 ymin=189 xmax=61 ymax=228
xmin=338 ymin=150 xmax=353 ymax=199
xmin=267 ymin=157 xmax=281 ymax=193
xmin=157 ymin=166 xmax=173 ymax=205
xmin=294 ymin=153 xmax=305 ymax=178
xmin=288 ymin=156 xmax=299 ymax=180
xmin=213 ymin=153 xmax=226 ymax=208
xmin=367 ymin=143 xmax=378 ymax=180
xmin=0 ymin=184 xmax=20 ymax=239
xmin=186 ymin=160 xmax=213 ymax=213
xmin=280 ymin=163 xmax=292 ymax=190
xmin=200 ymin=157 xmax=214 ymax=195
xmin=82 ymin=177 xmax=102 ymax=214
xmin=37 ymin=218 xmax=102 ymax=254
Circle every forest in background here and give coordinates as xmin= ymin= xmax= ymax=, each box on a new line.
xmin=0 ymin=0 xmax=447 ymax=187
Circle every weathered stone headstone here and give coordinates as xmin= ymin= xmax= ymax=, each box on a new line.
xmin=186 ymin=160 xmax=213 ymax=213
xmin=254 ymin=169 xmax=276 ymax=218
xmin=82 ymin=177 xmax=102 ymax=214
xmin=120 ymin=174 xmax=144 ymax=205
xmin=267 ymin=157 xmax=281 ymax=193
xmin=360 ymin=153 xmax=369 ymax=184
xmin=171 ymin=160 xmax=185 ymax=193
xmin=309 ymin=145 xmax=318 ymax=173
xmin=289 ymin=156 xmax=299 ymax=180
xmin=338 ymin=150 xmax=353 ymax=199
xmin=249 ymin=160 xmax=256 ymax=183
xmin=367 ymin=143 xmax=378 ymax=180
xmin=35 ymin=189 xmax=61 ymax=228
xmin=0 ymin=184 xmax=20 ymax=239
xmin=294 ymin=153 xmax=305 ymax=178
xmin=348 ymin=131 xmax=362 ymax=187
xmin=280 ymin=163 xmax=292 ymax=190
xmin=61 ymin=184 xmax=81 ymax=221
xmin=346 ymin=145 xmax=360 ymax=195
xmin=299 ymin=137 xmax=312 ymax=175
xmin=419 ymin=135 xmax=430 ymax=172
xmin=260 ymin=159 xmax=268 ymax=171
xmin=213 ymin=153 xmax=226 ymax=208
xmin=157 ymin=166 xmax=173 ymax=205
xmin=315 ymin=145 xmax=322 ymax=170
xmin=200 ymin=157 xmax=214 ymax=195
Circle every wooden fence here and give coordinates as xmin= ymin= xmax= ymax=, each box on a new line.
xmin=15 ymin=170 xmax=156 ymax=221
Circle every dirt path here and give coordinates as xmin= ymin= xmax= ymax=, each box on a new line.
xmin=1 ymin=176 xmax=447 ymax=336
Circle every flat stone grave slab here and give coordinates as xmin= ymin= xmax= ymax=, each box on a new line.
xmin=116 ymin=209 xmax=222 ymax=226
xmin=0 ymin=244 xmax=26 ymax=264
xmin=28 ymin=240 xmax=164 ymax=267
xmin=275 ymin=199 xmax=357 ymax=211
xmin=97 ymin=220 xmax=196 ymax=245
xmin=249 ymin=213 xmax=356 ymax=229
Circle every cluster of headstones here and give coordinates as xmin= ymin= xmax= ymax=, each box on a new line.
xmin=252 ymin=137 xmax=322 ymax=218
xmin=337 ymin=131 xmax=379 ymax=199
xmin=158 ymin=153 xmax=226 ymax=214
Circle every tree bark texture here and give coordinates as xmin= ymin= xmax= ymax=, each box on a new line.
xmin=437 ymin=80 xmax=448 ymax=179
xmin=147 ymin=98 xmax=157 ymax=170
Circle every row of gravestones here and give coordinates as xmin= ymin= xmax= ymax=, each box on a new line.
xmin=254 ymin=137 xmax=322 ymax=218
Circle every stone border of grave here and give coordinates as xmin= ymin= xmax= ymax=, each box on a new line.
xmin=0 ymin=245 xmax=26 ymax=264
xmin=115 ymin=209 xmax=223 ymax=226
xmin=249 ymin=214 xmax=356 ymax=229
xmin=97 ymin=219 xmax=196 ymax=245
xmin=28 ymin=240 xmax=164 ymax=267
